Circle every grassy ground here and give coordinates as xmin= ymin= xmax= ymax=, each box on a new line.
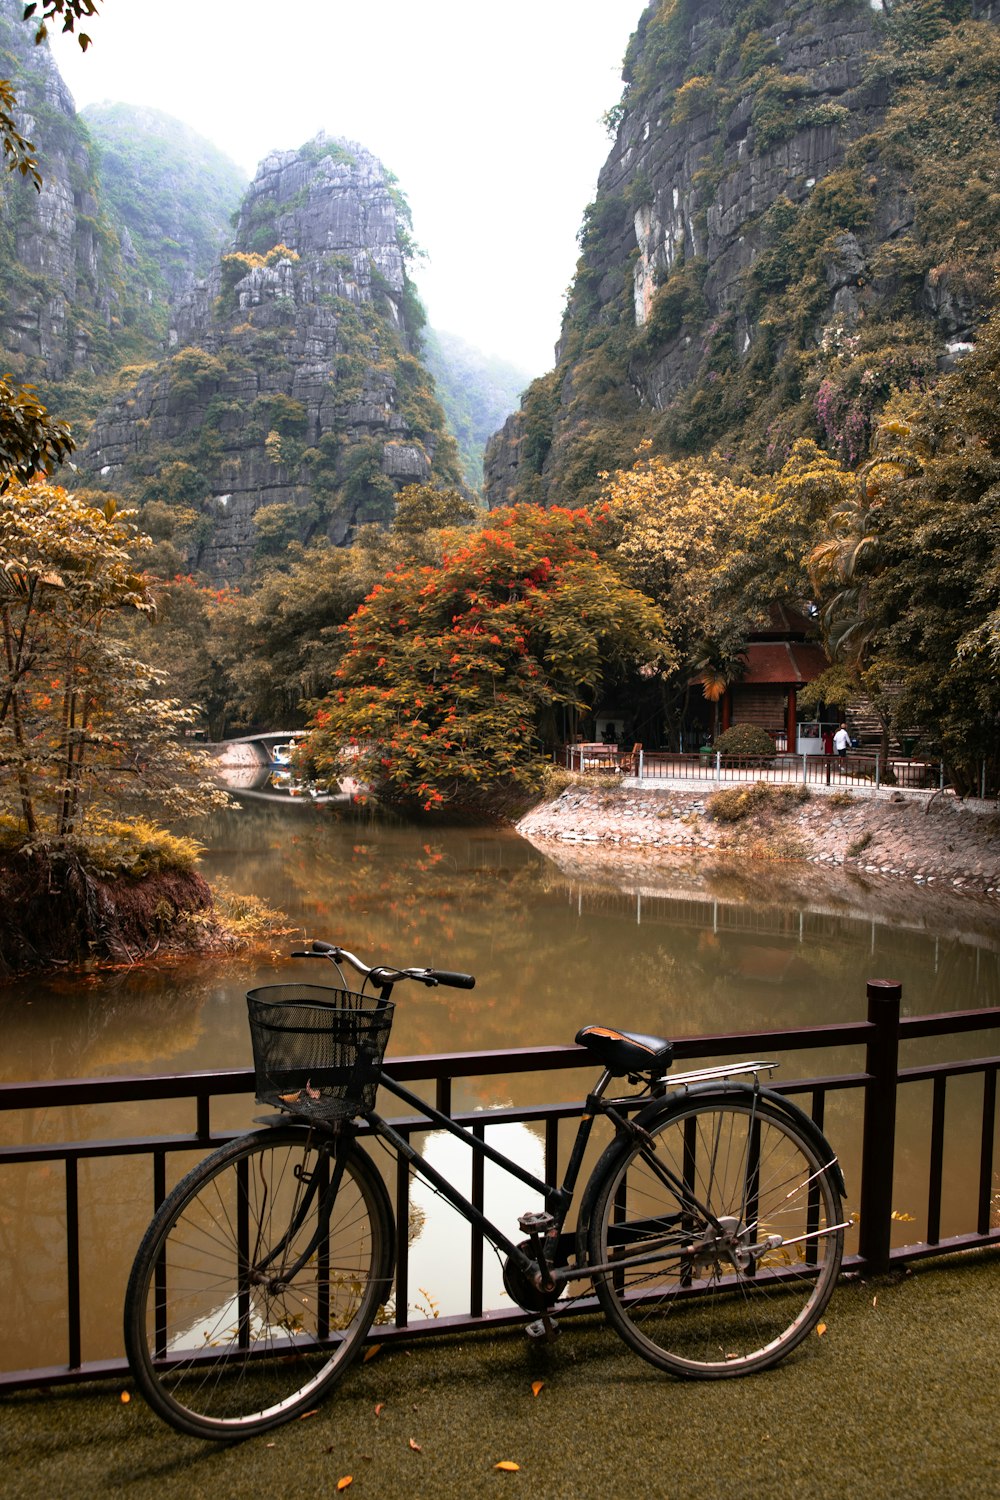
xmin=2 ymin=1251 xmax=998 ymax=1500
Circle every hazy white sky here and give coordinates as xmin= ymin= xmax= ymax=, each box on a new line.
xmin=50 ymin=1 xmax=645 ymax=379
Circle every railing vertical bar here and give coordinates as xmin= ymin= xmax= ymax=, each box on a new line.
xmin=153 ymin=1148 xmax=167 ymax=1357
xmin=470 ymin=1123 xmax=485 ymax=1319
xmin=65 ymin=1157 xmax=81 ymax=1370
xmin=394 ymin=1129 xmax=410 ymax=1328
xmin=196 ymin=1094 xmax=210 ymax=1141
xmin=545 ymin=1116 xmax=559 ymax=1187
xmin=435 ymin=1077 xmax=452 ymax=1117
xmin=316 ymin=1149 xmax=331 ymax=1338
xmin=927 ymin=1076 xmax=946 ymax=1245
xmin=236 ymin=1153 xmax=250 ymax=1350
xmin=811 ymin=1087 xmax=826 ymax=1134
xmin=859 ymin=979 xmax=902 ymax=1275
xmin=153 ymin=1147 xmax=166 ymax=1211
xmin=977 ymin=1065 xmax=997 ymax=1236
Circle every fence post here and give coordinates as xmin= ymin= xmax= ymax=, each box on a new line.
xmin=802 ymin=752 xmax=808 ymax=786
xmin=637 ymin=748 xmax=644 ymax=782
xmin=858 ymin=978 xmax=902 ymax=1275
xmin=875 ymin=753 xmax=881 ymax=792
xmin=715 ymin=751 xmax=721 ymax=780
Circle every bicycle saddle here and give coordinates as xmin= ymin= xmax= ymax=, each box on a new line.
xmin=575 ymin=1025 xmax=673 ymax=1077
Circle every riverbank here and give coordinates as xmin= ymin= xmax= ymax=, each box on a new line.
xmin=0 ymin=846 xmax=292 ymax=978
xmin=518 ymin=781 xmax=1000 ymax=898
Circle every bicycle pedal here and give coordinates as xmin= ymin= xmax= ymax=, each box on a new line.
xmin=524 ymin=1315 xmax=560 ymax=1342
xmin=518 ymin=1210 xmax=556 ymax=1234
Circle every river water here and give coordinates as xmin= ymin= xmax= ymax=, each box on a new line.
xmin=2 ymin=798 xmax=998 ymax=1369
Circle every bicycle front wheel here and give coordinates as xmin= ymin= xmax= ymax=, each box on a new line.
xmin=124 ymin=1125 xmax=394 ymax=1439
xmin=588 ymin=1097 xmax=843 ymax=1377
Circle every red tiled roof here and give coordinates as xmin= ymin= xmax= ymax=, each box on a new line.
xmin=751 ymin=603 xmax=814 ymax=639
xmin=739 ymin=641 xmax=828 ymax=685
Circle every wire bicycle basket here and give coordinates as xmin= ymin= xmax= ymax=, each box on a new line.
xmin=246 ymin=984 xmax=395 ymax=1120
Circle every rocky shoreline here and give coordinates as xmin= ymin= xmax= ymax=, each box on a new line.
xmin=517 ymin=783 xmax=1000 ymax=899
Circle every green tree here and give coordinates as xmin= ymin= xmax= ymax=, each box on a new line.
xmin=0 ymin=374 xmax=73 ymax=492
xmin=0 ymin=480 xmax=227 ymax=843
xmin=807 ymin=304 xmax=1000 ymax=789
xmin=596 ymin=446 xmax=760 ymax=741
xmin=304 ymin=505 xmax=667 ymax=814
xmin=390 ymin=482 xmax=479 ymax=538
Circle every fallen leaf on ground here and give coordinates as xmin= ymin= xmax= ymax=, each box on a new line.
xmin=409 ymin=1438 xmax=423 ymax=1452
xmin=495 ymin=1460 xmax=521 ymax=1471
xmin=120 ymin=1392 xmax=130 ymax=1404
xmin=337 ymin=1480 xmax=353 ymax=1492
xmin=363 ymin=1344 xmax=382 ymax=1363
xmin=530 ymin=1381 xmax=544 ymax=1398
xmin=816 ymin=1323 xmax=827 ymax=1337
xmin=374 ymin=1402 xmax=385 ymax=1416
xmin=298 ymin=1409 xmax=319 ymax=1420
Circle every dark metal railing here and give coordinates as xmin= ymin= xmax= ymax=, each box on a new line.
xmin=629 ymin=750 xmax=944 ymax=792
xmin=1 ymin=982 xmax=997 ymax=1391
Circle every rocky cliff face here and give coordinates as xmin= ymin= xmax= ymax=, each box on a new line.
xmin=78 ymin=136 xmax=461 ymax=579
xmin=0 ymin=0 xmax=134 ymax=393
xmin=485 ymin=0 xmax=1000 ymax=505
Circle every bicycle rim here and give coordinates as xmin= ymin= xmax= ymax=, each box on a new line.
xmin=589 ymin=1099 xmax=843 ymax=1377
xmin=124 ymin=1127 xmax=392 ymax=1438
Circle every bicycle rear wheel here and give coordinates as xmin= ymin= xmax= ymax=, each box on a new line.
xmin=124 ymin=1125 xmax=393 ymax=1439
xmin=588 ymin=1096 xmax=843 ymax=1377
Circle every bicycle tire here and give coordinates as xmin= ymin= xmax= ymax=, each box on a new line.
xmin=124 ymin=1125 xmax=394 ymax=1439
xmin=587 ymin=1095 xmax=843 ymax=1377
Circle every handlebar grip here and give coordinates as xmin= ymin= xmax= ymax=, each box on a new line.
xmin=426 ymin=969 xmax=476 ymax=990
xmin=310 ymin=940 xmax=338 ymax=954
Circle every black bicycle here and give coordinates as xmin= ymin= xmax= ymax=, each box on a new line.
xmin=124 ymin=941 xmax=847 ymax=1440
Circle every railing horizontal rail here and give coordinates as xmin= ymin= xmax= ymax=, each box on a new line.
xmin=899 ymin=1010 xmax=1000 ymax=1038
xmin=2 ymin=994 xmax=998 ymax=1392
xmin=0 ymin=1022 xmax=881 ymax=1114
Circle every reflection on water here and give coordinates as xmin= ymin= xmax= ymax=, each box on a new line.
xmin=4 ymin=798 xmax=999 ymax=1092
xmin=2 ymin=801 xmax=999 ymax=1369
xmin=407 ymin=1120 xmax=545 ymax=1319
xmin=215 ymin=758 xmax=360 ymax=805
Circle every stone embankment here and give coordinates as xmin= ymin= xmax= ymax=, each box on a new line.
xmin=517 ymin=783 xmax=1000 ymax=898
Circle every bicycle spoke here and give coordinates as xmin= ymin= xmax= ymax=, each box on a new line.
xmin=125 ymin=1128 xmax=392 ymax=1438
xmin=589 ymin=1099 xmax=843 ymax=1377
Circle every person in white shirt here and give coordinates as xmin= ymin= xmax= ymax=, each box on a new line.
xmin=833 ymin=723 xmax=851 ymax=756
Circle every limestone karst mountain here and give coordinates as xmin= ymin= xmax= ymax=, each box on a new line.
xmin=0 ymin=0 xmax=245 ymax=432
xmin=0 ymin=0 xmax=153 ymax=421
xmin=485 ymin=0 xmax=1000 ymax=506
xmin=76 ymin=135 xmax=463 ymax=579
xmin=0 ymin=3 xmax=484 ymax=574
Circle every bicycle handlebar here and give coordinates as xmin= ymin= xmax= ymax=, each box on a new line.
xmin=291 ymin=940 xmax=476 ymax=991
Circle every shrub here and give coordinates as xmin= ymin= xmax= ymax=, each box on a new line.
xmin=714 ymin=724 xmax=776 ymax=757
xmin=775 ymin=783 xmax=811 ymax=807
xmin=707 ymin=782 xmax=774 ymax=822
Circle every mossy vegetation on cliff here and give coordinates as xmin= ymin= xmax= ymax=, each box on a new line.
xmin=489 ymin=0 xmax=1000 ymax=506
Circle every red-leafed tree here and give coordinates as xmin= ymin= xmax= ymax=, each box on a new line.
xmin=303 ymin=505 xmax=668 ymax=814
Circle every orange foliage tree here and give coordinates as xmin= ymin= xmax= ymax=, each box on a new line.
xmin=303 ymin=505 xmax=667 ymax=814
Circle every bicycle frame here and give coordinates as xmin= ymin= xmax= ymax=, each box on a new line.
xmin=364 ymin=1058 xmax=785 ymax=1289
